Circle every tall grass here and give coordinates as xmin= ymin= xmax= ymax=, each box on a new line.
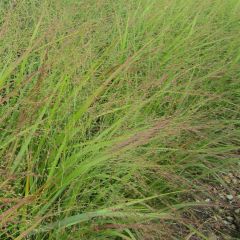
xmin=0 ymin=0 xmax=239 ymax=239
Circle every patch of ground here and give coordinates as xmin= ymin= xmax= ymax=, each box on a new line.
xmin=176 ymin=171 xmax=240 ymax=239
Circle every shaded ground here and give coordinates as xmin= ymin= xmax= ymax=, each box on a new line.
xmin=175 ymin=171 xmax=240 ymax=239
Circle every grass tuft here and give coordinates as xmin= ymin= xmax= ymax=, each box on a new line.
xmin=0 ymin=0 xmax=239 ymax=239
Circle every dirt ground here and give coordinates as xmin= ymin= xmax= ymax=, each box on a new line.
xmin=176 ymin=171 xmax=240 ymax=239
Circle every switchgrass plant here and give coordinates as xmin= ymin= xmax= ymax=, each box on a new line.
xmin=0 ymin=0 xmax=239 ymax=239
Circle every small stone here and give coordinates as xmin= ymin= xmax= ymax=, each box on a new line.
xmin=205 ymin=198 xmax=211 ymax=202
xmin=231 ymin=224 xmax=236 ymax=229
xmin=226 ymin=216 xmax=234 ymax=222
xmin=226 ymin=195 xmax=233 ymax=200
xmin=228 ymin=173 xmax=234 ymax=178
xmin=232 ymin=178 xmax=237 ymax=184
xmin=234 ymin=209 xmax=240 ymax=214
xmin=223 ymin=220 xmax=230 ymax=225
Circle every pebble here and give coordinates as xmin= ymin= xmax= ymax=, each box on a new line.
xmin=231 ymin=224 xmax=236 ymax=230
xmin=228 ymin=173 xmax=234 ymax=178
xmin=232 ymin=178 xmax=237 ymax=184
xmin=223 ymin=220 xmax=230 ymax=225
xmin=205 ymin=198 xmax=211 ymax=202
xmin=234 ymin=209 xmax=240 ymax=214
xmin=226 ymin=195 xmax=233 ymax=201
xmin=226 ymin=216 xmax=234 ymax=222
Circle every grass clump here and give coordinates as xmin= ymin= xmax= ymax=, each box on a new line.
xmin=0 ymin=0 xmax=239 ymax=239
